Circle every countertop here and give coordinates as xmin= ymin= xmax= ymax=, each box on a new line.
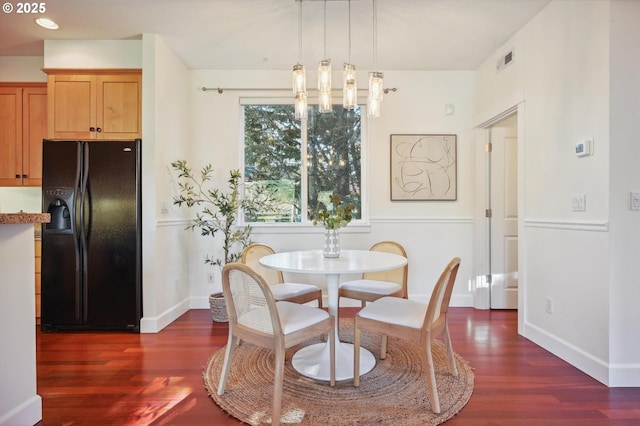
xmin=0 ymin=213 xmax=50 ymax=224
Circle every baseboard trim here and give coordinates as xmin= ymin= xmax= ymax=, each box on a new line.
xmin=524 ymin=321 xmax=609 ymax=385
xmin=0 ymin=394 xmax=41 ymax=426
xmin=140 ymin=298 xmax=191 ymax=333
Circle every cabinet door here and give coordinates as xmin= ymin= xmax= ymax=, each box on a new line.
xmin=22 ymin=87 xmax=47 ymax=186
xmin=96 ymin=74 xmax=142 ymax=139
xmin=0 ymin=87 xmax=22 ymax=186
xmin=48 ymin=74 xmax=96 ymax=139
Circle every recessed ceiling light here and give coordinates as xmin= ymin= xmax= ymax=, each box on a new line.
xmin=35 ymin=18 xmax=59 ymax=30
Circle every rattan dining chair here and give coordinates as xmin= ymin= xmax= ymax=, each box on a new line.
xmin=218 ymin=262 xmax=335 ymax=426
xmin=353 ymin=257 xmax=461 ymax=414
xmin=242 ymin=243 xmax=323 ymax=308
xmin=338 ymin=241 xmax=408 ymax=308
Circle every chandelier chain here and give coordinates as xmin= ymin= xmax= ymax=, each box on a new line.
xmin=298 ymin=0 xmax=303 ymax=64
xmin=373 ymin=0 xmax=378 ymax=69
xmin=323 ymin=0 xmax=327 ymax=59
xmin=348 ymin=0 xmax=352 ymax=64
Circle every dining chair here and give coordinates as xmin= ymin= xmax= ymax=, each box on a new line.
xmin=218 ymin=262 xmax=335 ymax=426
xmin=242 ymin=243 xmax=323 ymax=308
xmin=339 ymin=241 xmax=408 ymax=308
xmin=353 ymin=257 xmax=461 ymax=414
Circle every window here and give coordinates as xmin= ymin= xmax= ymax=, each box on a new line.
xmin=243 ymin=103 xmax=363 ymax=225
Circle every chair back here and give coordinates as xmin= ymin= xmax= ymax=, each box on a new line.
xmin=241 ymin=243 xmax=285 ymax=285
xmin=362 ymin=241 xmax=408 ymax=297
xmin=222 ymin=262 xmax=282 ymax=337
xmin=424 ymin=257 xmax=461 ymax=331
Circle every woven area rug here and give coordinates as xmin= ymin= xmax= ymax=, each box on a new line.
xmin=203 ymin=319 xmax=474 ymax=425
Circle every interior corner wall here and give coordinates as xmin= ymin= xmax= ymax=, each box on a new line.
xmin=140 ymin=34 xmax=192 ymax=332
xmin=608 ymin=0 xmax=640 ymax=386
xmin=475 ymin=0 xmax=615 ymax=385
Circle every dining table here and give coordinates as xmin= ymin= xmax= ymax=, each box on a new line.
xmin=259 ymin=249 xmax=408 ymax=381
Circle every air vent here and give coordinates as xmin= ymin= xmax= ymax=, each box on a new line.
xmin=496 ymin=49 xmax=515 ymax=72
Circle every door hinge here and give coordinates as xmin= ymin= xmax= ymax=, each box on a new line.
xmin=486 ymin=142 xmax=493 ymax=152
xmin=485 ymin=209 xmax=492 ymax=218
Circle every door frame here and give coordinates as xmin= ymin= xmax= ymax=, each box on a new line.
xmin=473 ymin=91 xmax=527 ymax=335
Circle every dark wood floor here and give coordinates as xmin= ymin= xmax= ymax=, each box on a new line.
xmin=35 ymin=308 xmax=640 ymax=425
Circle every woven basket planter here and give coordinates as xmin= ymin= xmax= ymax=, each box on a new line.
xmin=209 ymin=292 xmax=228 ymax=323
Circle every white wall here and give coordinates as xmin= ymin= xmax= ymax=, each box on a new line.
xmin=44 ymin=40 xmax=142 ymax=69
xmin=183 ymin=69 xmax=477 ymax=308
xmin=475 ymin=0 xmax=639 ymax=386
xmin=608 ymin=0 xmax=640 ymax=386
xmin=139 ymin=34 xmax=192 ymax=332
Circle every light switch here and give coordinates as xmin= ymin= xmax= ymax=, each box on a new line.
xmin=571 ymin=194 xmax=586 ymax=212
xmin=631 ymin=192 xmax=640 ymax=211
xmin=445 ymin=103 xmax=455 ymax=115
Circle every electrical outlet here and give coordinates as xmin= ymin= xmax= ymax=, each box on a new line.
xmin=207 ymin=272 xmax=215 ymax=283
xmin=545 ymin=297 xmax=553 ymax=314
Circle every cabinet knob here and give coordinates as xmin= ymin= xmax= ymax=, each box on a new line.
xmin=96 ymin=127 xmax=102 ymax=133
xmin=90 ymin=127 xmax=96 ymax=132
xmin=22 ymin=174 xmax=27 ymax=178
xmin=15 ymin=174 xmax=20 ymax=178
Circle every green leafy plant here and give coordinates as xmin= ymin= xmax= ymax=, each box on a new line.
xmin=311 ymin=193 xmax=355 ymax=230
xmin=171 ymin=160 xmax=276 ymax=266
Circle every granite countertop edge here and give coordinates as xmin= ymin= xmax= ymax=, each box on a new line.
xmin=0 ymin=213 xmax=51 ymax=224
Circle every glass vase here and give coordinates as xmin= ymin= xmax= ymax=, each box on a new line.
xmin=323 ymin=228 xmax=340 ymax=258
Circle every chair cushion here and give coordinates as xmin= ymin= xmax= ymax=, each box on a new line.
xmin=339 ymin=279 xmax=402 ymax=295
xmin=270 ymin=282 xmax=319 ymax=300
xmin=358 ymin=297 xmax=427 ymax=329
xmin=276 ymin=301 xmax=331 ymax=335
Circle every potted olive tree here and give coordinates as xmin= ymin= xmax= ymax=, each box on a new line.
xmin=171 ymin=160 xmax=276 ymax=321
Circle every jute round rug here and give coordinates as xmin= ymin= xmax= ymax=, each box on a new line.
xmin=203 ymin=319 xmax=474 ymax=425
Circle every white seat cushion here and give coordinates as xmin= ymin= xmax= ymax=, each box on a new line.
xmin=270 ymin=282 xmax=319 ymax=300
xmin=275 ymin=301 xmax=330 ymax=335
xmin=339 ymin=279 xmax=402 ymax=295
xmin=358 ymin=297 xmax=427 ymax=329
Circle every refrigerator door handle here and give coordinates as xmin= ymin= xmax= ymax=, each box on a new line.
xmin=80 ymin=142 xmax=91 ymax=322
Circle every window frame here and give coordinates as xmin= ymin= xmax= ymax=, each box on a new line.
xmin=239 ymin=96 xmax=369 ymax=229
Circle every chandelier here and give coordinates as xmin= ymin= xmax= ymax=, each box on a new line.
xmin=292 ymin=0 xmax=385 ymax=120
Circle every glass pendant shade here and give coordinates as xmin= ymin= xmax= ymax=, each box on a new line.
xmin=368 ymin=71 xmax=384 ymax=101
xmin=318 ymin=59 xmax=332 ymax=92
xmin=343 ymin=63 xmax=357 ymax=109
xmin=295 ymin=92 xmax=308 ymax=120
xmin=367 ymin=96 xmax=381 ymax=118
xmin=319 ymin=89 xmax=332 ymax=113
xmin=292 ymin=64 xmax=306 ymax=95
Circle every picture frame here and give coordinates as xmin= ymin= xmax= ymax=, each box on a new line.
xmin=390 ymin=134 xmax=457 ymax=201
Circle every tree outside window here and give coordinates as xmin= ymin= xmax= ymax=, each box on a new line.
xmin=243 ymin=104 xmax=362 ymax=224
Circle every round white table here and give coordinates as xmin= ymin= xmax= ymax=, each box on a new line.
xmin=259 ymin=249 xmax=408 ymax=381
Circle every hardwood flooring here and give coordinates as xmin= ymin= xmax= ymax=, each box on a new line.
xmin=35 ymin=308 xmax=640 ymax=425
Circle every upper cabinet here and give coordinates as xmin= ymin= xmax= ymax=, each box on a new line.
xmin=45 ymin=69 xmax=142 ymax=140
xmin=0 ymin=84 xmax=47 ymax=187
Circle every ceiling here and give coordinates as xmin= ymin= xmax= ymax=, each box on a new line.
xmin=0 ymin=0 xmax=551 ymax=71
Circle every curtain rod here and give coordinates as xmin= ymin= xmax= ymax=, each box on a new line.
xmin=201 ymin=86 xmax=397 ymax=94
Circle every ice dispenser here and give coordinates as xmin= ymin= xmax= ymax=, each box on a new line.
xmin=44 ymin=188 xmax=74 ymax=233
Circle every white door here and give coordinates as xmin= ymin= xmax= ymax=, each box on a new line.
xmin=489 ymin=115 xmax=518 ymax=309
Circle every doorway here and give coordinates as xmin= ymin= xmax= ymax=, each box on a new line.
xmin=487 ymin=114 xmax=518 ymax=309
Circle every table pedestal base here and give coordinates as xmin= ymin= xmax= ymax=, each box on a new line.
xmin=291 ymin=340 xmax=376 ymax=381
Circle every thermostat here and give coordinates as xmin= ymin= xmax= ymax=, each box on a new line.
xmin=575 ymin=139 xmax=592 ymax=157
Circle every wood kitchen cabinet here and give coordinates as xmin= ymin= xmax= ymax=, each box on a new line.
xmin=45 ymin=69 xmax=142 ymax=140
xmin=0 ymin=83 xmax=47 ymax=187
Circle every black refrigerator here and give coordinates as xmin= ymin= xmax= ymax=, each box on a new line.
xmin=41 ymin=139 xmax=142 ymax=331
